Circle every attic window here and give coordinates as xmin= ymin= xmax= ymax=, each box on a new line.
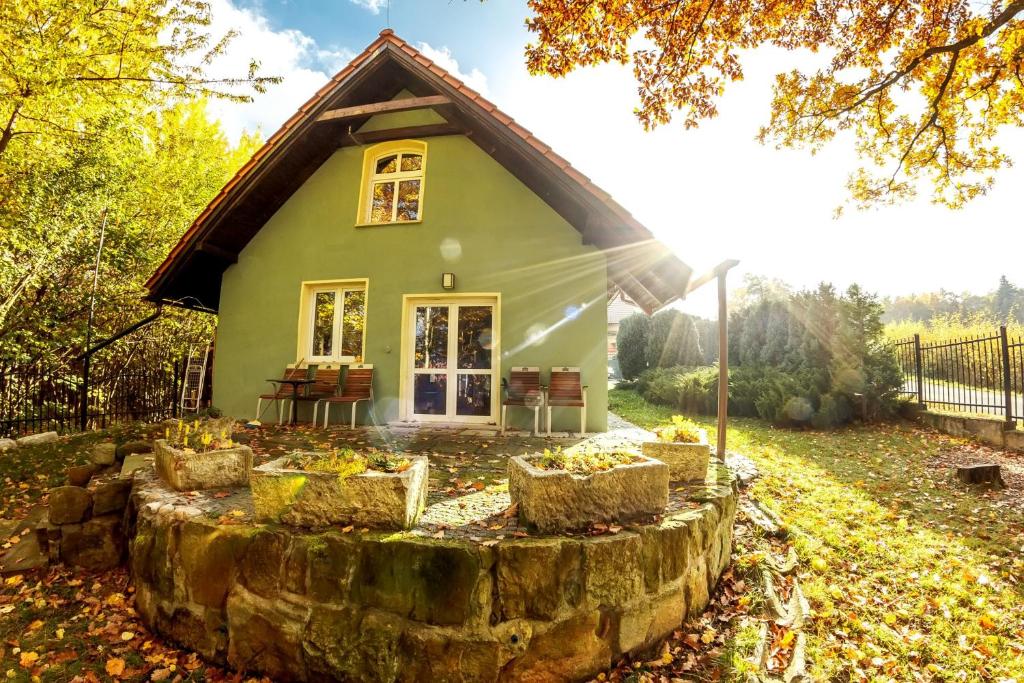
xmin=359 ymin=140 xmax=427 ymax=225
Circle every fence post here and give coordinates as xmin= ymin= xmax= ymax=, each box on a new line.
xmin=1000 ymin=326 xmax=1014 ymax=428
xmin=913 ymin=334 xmax=925 ymax=407
xmin=79 ymin=356 xmax=90 ymax=432
xmin=172 ymin=360 xmax=181 ymax=419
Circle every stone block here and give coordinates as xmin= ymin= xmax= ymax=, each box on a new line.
xmin=90 ymin=477 xmax=132 ymax=515
xmin=239 ymin=529 xmax=289 ymax=598
xmin=398 ymin=624 xmax=507 ymax=682
xmin=0 ymin=438 xmax=16 ymax=452
xmin=227 ymin=585 xmax=309 ymax=681
xmin=251 ymin=455 xmax=429 ymax=530
xmin=617 ymin=587 xmax=686 ymax=655
xmin=583 ymin=534 xmax=645 ymax=608
xmin=48 ymin=486 xmax=92 ymax=524
xmin=115 ymin=439 xmax=154 ymax=459
xmin=120 ymin=454 xmax=153 ymax=478
xmin=352 ymin=537 xmax=484 ymax=626
xmin=496 ymin=537 xmax=583 ymax=620
xmin=90 ymin=443 xmax=117 ymax=466
xmin=154 ymin=439 xmax=252 ymax=491
xmin=67 ymin=463 xmax=100 ymax=487
xmin=641 ymin=433 xmax=710 ymax=482
xmin=17 ymin=431 xmax=57 ymax=447
xmin=307 ymin=534 xmax=361 ymax=603
xmin=509 ymin=453 xmax=669 ymax=533
xmin=501 ymin=611 xmax=613 ymax=682
xmin=60 ymin=514 xmax=124 ymax=570
xmin=177 ymin=521 xmax=251 ymax=609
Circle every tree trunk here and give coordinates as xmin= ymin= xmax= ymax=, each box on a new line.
xmin=0 ymin=103 xmax=22 ymax=159
xmin=955 ymin=464 xmax=1005 ymax=488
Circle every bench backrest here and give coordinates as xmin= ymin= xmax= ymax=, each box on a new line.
xmin=548 ymin=367 xmax=582 ymax=402
xmin=309 ymin=367 xmax=341 ymax=395
xmin=507 ymin=366 xmax=541 ymax=400
xmin=341 ymin=364 xmax=374 ymax=400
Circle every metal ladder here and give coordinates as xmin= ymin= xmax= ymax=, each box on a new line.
xmin=180 ymin=345 xmax=209 ymax=414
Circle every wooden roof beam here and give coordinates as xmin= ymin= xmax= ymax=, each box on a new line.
xmin=341 ymin=122 xmax=467 ymax=146
xmin=316 ymin=95 xmax=451 ymax=123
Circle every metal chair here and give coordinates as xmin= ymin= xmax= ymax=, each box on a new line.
xmin=546 ymin=367 xmax=587 ymax=435
xmin=501 ymin=367 xmax=544 ymax=435
xmin=256 ymin=367 xmax=307 ymax=425
xmin=316 ymin=364 xmax=374 ymax=428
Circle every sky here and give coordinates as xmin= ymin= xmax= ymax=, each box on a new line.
xmin=203 ymin=0 xmax=1023 ymax=318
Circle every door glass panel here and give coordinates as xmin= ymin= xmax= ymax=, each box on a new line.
xmin=457 ymin=306 xmax=492 ymax=369
xmin=413 ymin=374 xmax=447 ymax=415
xmin=311 ymin=291 xmax=335 ymax=357
xmin=456 ymin=375 xmax=491 ymax=416
xmin=340 ymin=290 xmax=365 ymax=358
xmin=414 ymin=306 xmax=448 ymax=369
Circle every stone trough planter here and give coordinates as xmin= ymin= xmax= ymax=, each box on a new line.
xmin=153 ymin=439 xmax=253 ymax=492
xmin=641 ymin=429 xmax=711 ymax=482
xmin=508 ymin=453 xmax=669 ymax=533
xmin=251 ymin=454 xmax=429 ymax=529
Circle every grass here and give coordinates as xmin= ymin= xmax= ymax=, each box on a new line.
xmin=610 ymin=388 xmax=1024 ymax=681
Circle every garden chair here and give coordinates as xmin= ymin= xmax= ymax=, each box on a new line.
xmin=501 ymin=367 xmax=544 ymax=435
xmin=295 ymin=365 xmax=341 ymax=425
xmin=546 ymin=367 xmax=587 ymax=435
xmin=256 ymin=366 xmax=307 ymax=425
xmin=316 ymin=364 xmax=374 ymax=428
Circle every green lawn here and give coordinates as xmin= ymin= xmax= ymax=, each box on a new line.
xmin=611 ymin=388 xmax=1024 ymax=681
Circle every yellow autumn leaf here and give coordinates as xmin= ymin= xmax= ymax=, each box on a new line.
xmin=779 ymin=629 xmax=795 ymax=648
xmin=121 ymin=630 xmax=135 ymax=641
xmin=5 ymin=575 xmax=24 ymax=586
xmin=19 ymin=652 xmax=38 ymax=668
xmin=105 ymin=657 xmax=125 ymax=677
xmin=701 ymin=628 xmax=716 ymax=644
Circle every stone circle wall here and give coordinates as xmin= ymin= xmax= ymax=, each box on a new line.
xmin=129 ymin=462 xmax=737 ymax=682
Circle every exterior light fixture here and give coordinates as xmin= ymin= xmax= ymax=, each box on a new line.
xmin=442 ymin=272 xmax=455 ymax=290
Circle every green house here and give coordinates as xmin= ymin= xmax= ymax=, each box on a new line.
xmin=146 ymin=31 xmax=692 ymax=433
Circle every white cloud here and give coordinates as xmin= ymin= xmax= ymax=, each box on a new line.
xmin=416 ymin=42 xmax=489 ymax=96
xmin=202 ymin=0 xmax=353 ymax=142
xmin=349 ymin=0 xmax=388 ymax=14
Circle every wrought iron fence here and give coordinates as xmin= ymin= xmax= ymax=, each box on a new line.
xmin=893 ymin=326 xmax=1023 ymax=426
xmin=0 ymin=355 xmax=183 ymax=438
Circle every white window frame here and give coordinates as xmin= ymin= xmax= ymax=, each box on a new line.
xmin=301 ymin=282 xmax=368 ymax=364
xmin=366 ymin=150 xmax=425 ymax=224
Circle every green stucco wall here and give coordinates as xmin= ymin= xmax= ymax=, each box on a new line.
xmin=215 ymin=117 xmax=608 ymax=432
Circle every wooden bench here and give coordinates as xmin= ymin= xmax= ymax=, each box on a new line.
xmin=316 ymin=364 xmax=374 ymax=428
xmin=501 ymin=367 xmax=544 ymax=435
xmin=256 ymin=367 xmax=307 ymax=425
xmin=547 ymin=367 xmax=587 ymax=435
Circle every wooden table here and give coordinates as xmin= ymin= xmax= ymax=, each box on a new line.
xmin=266 ymin=377 xmax=315 ymax=425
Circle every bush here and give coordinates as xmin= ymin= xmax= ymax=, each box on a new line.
xmin=616 ymin=313 xmax=651 ymax=380
xmin=637 ymin=366 xmax=719 ymax=415
xmin=646 ymin=310 xmax=704 ymax=369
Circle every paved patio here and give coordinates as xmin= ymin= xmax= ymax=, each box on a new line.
xmin=135 ymin=414 xmax=731 ymax=542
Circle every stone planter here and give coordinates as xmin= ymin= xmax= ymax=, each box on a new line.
xmin=641 ymin=429 xmax=710 ymax=482
xmin=153 ymin=439 xmax=253 ymax=492
xmin=251 ymin=454 xmax=429 ymax=529
xmin=508 ymin=453 xmax=669 ymax=533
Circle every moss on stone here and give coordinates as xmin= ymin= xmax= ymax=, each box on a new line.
xmin=251 ymin=472 xmax=308 ymax=522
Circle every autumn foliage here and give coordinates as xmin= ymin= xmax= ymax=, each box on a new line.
xmin=525 ymin=0 xmax=1024 ymax=207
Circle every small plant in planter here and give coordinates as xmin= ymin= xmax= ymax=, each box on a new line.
xmin=641 ymin=415 xmax=710 ymax=482
xmin=509 ymin=447 xmax=668 ymax=533
xmin=154 ymin=419 xmax=252 ymax=492
xmin=251 ymin=448 xmax=428 ymax=529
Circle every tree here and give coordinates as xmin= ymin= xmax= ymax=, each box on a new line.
xmin=994 ymin=275 xmax=1021 ymax=323
xmin=645 ymin=310 xmax=704 ymax=369
xmin=616 ymin=313 xmax=650 ymax=380
xmin=525 ymin=0 xmax=1024 ymax=208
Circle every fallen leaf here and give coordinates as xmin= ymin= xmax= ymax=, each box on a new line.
xmin=105 ymin=657 xmax=125 ymax=677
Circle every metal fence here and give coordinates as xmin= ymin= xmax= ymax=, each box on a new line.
xmin=893 ymin=326 xmax=1023 ymax=426
xmin=0 ymin=356 xmax=183 ymax=438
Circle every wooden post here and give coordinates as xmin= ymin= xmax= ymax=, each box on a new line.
xmin=716 ymin=273 xmax=728 ymax=461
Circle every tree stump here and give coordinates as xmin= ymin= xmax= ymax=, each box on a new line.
xmin=955 ymin=464 xmax=1005 ymax=488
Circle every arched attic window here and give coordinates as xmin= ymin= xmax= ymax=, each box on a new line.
xmin=358 ymin=140 xmax=427 ymax=225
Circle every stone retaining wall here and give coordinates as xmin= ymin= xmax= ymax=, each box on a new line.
xmin=915 ymin=410 xmax=1024 ymax=451
xmin=129 ymin=463 xmax=737 ymax=682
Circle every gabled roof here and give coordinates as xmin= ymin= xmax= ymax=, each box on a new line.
xmin=145 ymin=30 xmax=692 ymax=314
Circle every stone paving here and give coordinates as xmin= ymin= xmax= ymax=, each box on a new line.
xmin=132 ymin=414 xmax=729 ymax=542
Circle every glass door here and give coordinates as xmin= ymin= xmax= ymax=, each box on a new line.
xmin=409 ymin=299 xmax=496 ymax=422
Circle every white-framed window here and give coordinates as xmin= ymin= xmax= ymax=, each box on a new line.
xmin=359 ymin=140 xmax=426 ymax=224
xmin=304 ymin=284 xmax=367 ymax=362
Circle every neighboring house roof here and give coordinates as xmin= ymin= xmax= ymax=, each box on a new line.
xmin=145 ymin=30 xmax=693 ymax=314
xmin=608 ymin=291 xmax=644 ymax=325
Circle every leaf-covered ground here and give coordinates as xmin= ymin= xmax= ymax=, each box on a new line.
xmin=610 ymin=388 xmax=1024 ymax=681
xmin=3 ymin=401 xmax=1023 ymax=681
